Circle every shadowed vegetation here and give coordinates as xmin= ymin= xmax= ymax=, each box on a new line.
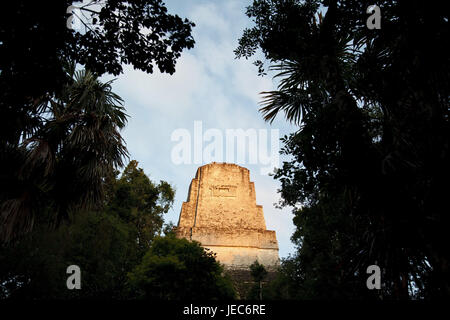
xmin=237 ymin=0 xmax=449 ymax=299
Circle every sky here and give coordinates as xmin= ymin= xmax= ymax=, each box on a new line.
xmin=101 ymin=0 xmax=298 ymax=259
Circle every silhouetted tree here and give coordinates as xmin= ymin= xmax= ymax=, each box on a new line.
xmin=237 ymin=0 xmax=449 ymax=299
xmin=0 ymin=1 xmax=194 ymax=144
xmin=248 ymin=260 xmax=268 ymax=300
xmin=0 ymin=1 xmax=195 ymax=241
xmin=1 ymin=65 xmax=128 ymax=242
xmin=0 ymin=160 xmax=175 ymax=299
xmin=127 ymin=235 xmax=236 ymax=300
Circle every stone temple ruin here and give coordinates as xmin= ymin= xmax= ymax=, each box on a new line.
xmin=175 ymin=162 xmax=279 ymax=272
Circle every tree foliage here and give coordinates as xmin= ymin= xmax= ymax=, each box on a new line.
xmin=250 ymin=260 xmax=268 ymax=283
xmin=108 ymin=160 xmax=175 ymax=250
xmin=0 ymin=1 xmax=195 ymax=241
xmin=247 ymin=260 xmax=268 ymax=300
xmin=127 ymin=235 xmax=236 ymax=300
xmin=1 ymin=65 xmax=129 ymax=242
xmin=237 ymin=0 xmax=449 ymax=299
xmin=0 ymin=160 xmax=175 ymax=299
xmin=0 ymin=0 xmax=195 ymax=143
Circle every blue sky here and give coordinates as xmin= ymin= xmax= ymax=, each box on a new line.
xmin=102 ymin=0 xmax=298 ymax=259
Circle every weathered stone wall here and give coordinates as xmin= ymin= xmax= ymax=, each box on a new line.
xmin=175 ymin=162 xmax=279 ymax=271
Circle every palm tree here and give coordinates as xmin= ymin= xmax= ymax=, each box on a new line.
xmin=238 ymin=0 xmax=450 ymax=298
xmin=1 ymin=64 xmax=129 ymax=242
